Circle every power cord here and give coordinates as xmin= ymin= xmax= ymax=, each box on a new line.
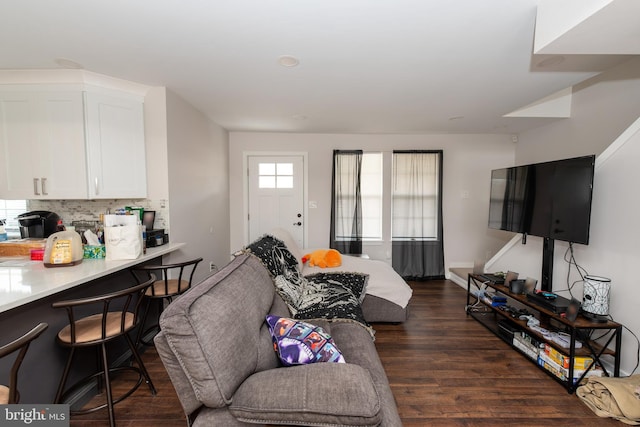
xmin=589 ymin=317 xmax=640 ymax=376
xmin=560 ymin=245 xmax=640 ymax=375
xmin=606 ymin=314 xmax=640 ymax=376
xmin=623 ymin=325 xmax=640 ymax=375
xmin=465 ymin=281 xmax=490 ymax=313
xmin=558 ymin=243 xmax=590 ymax=299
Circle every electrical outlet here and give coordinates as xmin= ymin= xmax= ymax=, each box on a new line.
xmin=209 ymin=262 xmax=217 ymax=272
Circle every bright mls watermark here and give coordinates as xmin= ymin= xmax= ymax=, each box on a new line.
xmin=1 ymin=405 xmax=69 ymax=426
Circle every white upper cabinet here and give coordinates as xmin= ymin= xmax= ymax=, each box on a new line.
xmin=0 ymin=87 xmax=147 ymax=200
xmin=0 ymin=91 xmax=88 ymax=199
xmin=84 ymin=92 xmax=147 ymax=199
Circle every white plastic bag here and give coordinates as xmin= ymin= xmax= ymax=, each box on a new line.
xmin=104 ymin=215 xmax=142 ymax=260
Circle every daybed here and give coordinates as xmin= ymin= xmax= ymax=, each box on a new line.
xmin=154 ymin=251 xmax=403 ymax=426
xmin=269 ymin=228 xmax=413 ymax=323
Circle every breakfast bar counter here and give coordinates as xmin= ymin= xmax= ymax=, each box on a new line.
xmin=0 ymin=242 xmax=186 ymax=313
xmin=0 ymin=242 xmax=187 ymax=405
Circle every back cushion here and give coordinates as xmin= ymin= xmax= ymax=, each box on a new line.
xmin=159 ymin=254 xmax=280 ymax=408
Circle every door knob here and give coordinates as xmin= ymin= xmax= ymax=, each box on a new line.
xmin=293 ymin=222 xmax=302 ymax=226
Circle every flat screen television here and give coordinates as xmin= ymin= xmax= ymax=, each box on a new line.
xmin=488 ymin=155 xmax=595 ymax=291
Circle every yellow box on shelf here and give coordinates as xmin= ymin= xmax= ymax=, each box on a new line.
xmin=544 ymin=344 xmax=594 ymax=370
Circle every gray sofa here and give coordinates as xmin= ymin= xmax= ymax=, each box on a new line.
xmin=154 ymin=253 xmax=402 ymax=426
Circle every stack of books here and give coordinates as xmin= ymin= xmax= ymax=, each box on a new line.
xmin=537 ymin=344 xmax=602 ymax=384
xmin=513 ymin=332 xmax=542 ymax=360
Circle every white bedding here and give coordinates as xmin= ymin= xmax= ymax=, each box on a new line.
xmin=301 ymin=254 xmax=413 ymax=309
xmin=268 ymin=228 xmax=412 ymax=309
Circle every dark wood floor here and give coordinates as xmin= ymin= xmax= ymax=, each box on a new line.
xmin=72 ymin=280 xmax=616 ymax=426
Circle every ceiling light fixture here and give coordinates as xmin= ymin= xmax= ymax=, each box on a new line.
xmin=278 ymin=55 xmax=299 ymax=67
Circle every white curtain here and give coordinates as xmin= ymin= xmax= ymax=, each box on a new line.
xmin=392 ymin=151 xmax=444 ymax=280
xmin=330 ymin=150 xmax=363 ymax=254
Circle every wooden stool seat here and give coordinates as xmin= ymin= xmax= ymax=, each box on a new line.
xmin=146 ymin=279 xmax=190 ymax=297
xmin=0 ymin=385 xmax=9 ymax=404
xmin=57 ymin=312 xmax=135 ymax=344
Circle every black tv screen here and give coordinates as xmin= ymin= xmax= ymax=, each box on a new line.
xmin=488 ymin=155 xmax=595 ymax=244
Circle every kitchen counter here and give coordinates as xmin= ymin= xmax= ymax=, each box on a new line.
xmin=0 ymin=242 xmax=185 ymax=314
xmin=0 ymin=238 xmax=46 ymax=257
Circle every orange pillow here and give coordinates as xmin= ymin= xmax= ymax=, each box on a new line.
xmin=302 ymin=249 xmax=342 ymax=268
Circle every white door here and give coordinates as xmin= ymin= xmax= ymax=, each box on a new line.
xmin=248 ymin=155 xmax=304 ymax=247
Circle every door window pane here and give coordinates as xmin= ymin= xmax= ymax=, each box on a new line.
xmin=276 ymin=163 xmax=293 ymax=175
xmin=259 ymin=163 xmax=276 ymax=175
xmin=259 ymin=176 xmax=276 ymax=188
xmin=277 ymin=176 xmax=293 ymax=189
xmin=258 ymin=162 xmax=294 ymax=189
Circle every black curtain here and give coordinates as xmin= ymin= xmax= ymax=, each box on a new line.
xmin=391 ymin=150 xmax=444 ymax=280
xmin=330 ymin=150 xmax=363 ymax=254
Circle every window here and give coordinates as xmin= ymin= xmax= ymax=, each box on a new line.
xmin=258 ymin=162 xmax=294 ymax=189
xmin=360 ymin=153 xmax=383 ymax=240
xmin=392 ymin=152 xmax=440 ymax=240
xmin=0 ymin=199 xmax=27 ymax=233
xmin=334 ymin=152 xmax=383 ymax=240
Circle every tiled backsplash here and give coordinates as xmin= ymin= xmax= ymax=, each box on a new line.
xmin=28 ymin=199 xmax=170 ymax=232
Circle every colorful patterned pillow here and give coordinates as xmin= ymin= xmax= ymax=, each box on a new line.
xmin=265 ymin=315 xmax=345 ymax=366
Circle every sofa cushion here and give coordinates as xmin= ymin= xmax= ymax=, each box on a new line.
xmin=159 ymin=254 xmax=280 ymax=408
xmin=266 ymin=315 xmax=345 ymax=366
xmin=229 ymin=364 xmax=381 ymax=426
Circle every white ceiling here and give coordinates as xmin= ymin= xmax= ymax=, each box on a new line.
xmin=0 ymin=0 xmax=638 ymax=134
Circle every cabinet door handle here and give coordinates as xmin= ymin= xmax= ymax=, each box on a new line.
xmin=33 ymin=178 xmax=40 ymax=195
xmin=41 ymin=177 xmax=48 ymax=195
xmin=94 ymin=177 xmax=99 ymax=195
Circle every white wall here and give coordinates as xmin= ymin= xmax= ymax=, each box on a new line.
xmin=229 ymin=132 xmax=516 ymax=274
xmin=490 ymin=57 xmax=640 ymax=375
xmin=515 ymin=57 xmax=640 ymax=164
xmin=164 ymin=89 xmax=230 ymax=283
xmin=144 ymin=87 xmax=170 ymax=201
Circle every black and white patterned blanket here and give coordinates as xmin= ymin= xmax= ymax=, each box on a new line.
xmin=243 ymin=235 xmax=373 ymax=337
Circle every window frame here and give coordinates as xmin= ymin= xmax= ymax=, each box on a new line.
xmin=391 ymin=151 xmax=442 ymax=242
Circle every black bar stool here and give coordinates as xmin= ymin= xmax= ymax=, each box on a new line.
xmin=0 ymin=323 xmax=48 ymax=404
xmin=52 ymin=276 xmax=157 ymax=427
xmin=131 ymin=257 xmax=202 ymax=346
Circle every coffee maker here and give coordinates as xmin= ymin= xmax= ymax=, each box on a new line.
xmin=17 ymin=211 xmax=60 ymax=238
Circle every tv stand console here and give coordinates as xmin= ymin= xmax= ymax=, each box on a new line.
xmin=465 ymin=273 xmax=622 ymax=393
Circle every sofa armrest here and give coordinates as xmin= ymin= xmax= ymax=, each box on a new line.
xmin=229 ymin=363 xmax=381 ymax=426
xmin=154 ymin=331 xmax=202 ymax=417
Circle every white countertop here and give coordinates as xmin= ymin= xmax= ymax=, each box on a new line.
xmin=0 ymin=242 xmax=185 ymax=314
